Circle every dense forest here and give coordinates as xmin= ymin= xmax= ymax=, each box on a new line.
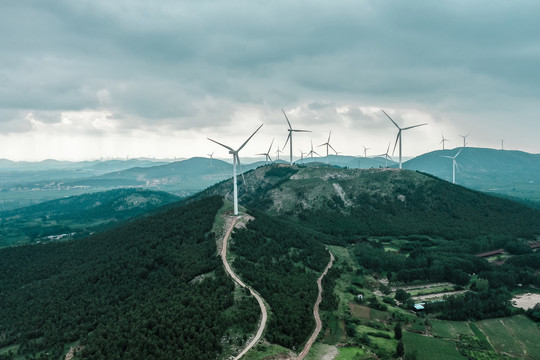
xmin=0 ymin=195 xmax=258 ymax=359
xmin=230 ymin=212 xmax=330 ymax=349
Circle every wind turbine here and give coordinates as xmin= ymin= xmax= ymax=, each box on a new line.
xmin=376 ymin=142 xmax=393 ymax=168
xmin=207 ymin=152 xmax=214 ymax=167
xmin=440 ymin=134 xmax=449 ymax=150
xmin=207 ymin=124 xmax=263 ymax=215
xmin=318 ymin=131 xmax=338 ymax=164
xmin=257 ymin=138 xmax=274 ymax=164
xmin=459 ymin=134 xmax=469 ymax=147
xmin=441 ymin=148 xmax=463 ymax=184
xmin=307 ymin=140 xmax=320 ymax=159
xmin=282 ymin=109 xmax=311 ymax=165
xmin=381 ymin=109 xmax=427 ymax=169
xmin=299 ymin=149 xmax=306 ymax=163
xmin=275 ymin=146 xmax=283 ymax=160
xmin=362 ymin=145 xmax=370 ymax=158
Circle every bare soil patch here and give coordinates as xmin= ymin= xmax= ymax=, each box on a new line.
xmin=512 ymin=293 xmax=540 ymax=310
xmin=349 ymin=303 xmax=370 ymax=319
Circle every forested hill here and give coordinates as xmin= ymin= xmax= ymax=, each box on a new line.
xmin=0 ymin=195 xmax=260 ymax=359
xmin=197 ymin=165 xmax=540 ymax=246
xmin=0 ymin=188 xmax=181 ymax=247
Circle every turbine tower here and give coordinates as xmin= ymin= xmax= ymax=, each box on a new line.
xmin=257 ymin=138 xmax=274 ymax=164
xmin=381 ymin=109 xmax=427 ymax=169
xmin=459 ymin=134 xmax=469 ymax=147
xmin=207 ymin=124 xmax=263 ymax=215
xmin=282 ymin=109 xmax=311 ymax=165
xmin=441 ymin=148 xmax=463 ymax=184
xmin=318 ymin=131 xmax=337 ymax=164
xmin=440 ymin=134 xmax=449 ymax=150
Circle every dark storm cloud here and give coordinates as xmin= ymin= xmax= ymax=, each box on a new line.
xmin=1 ymin=0 xmax=539 ymax=149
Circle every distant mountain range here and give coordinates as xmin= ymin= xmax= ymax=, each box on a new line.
xmin=1 ymin=148 xmax=539 ymax=212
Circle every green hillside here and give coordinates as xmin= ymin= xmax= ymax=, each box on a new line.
xmin=199 ymin=164 xmax=540 ymax=246
xmin=0 ymin=188 xmax=180 ymax=247
xmin=1 ymin=165 xmax=539 ymax=360
xmin=0 ymin=196 xmax=259 ymax=360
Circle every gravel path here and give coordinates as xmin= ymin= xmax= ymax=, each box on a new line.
xmin=296 ymin=250 xmax=335 ymax=360
xmin=221 ymin=216 xmax=268 ymax=360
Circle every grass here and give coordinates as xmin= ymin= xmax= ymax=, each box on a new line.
xmin=431 ymin=320 xmax=473 ymax=339
xmin=349 ymin=303 xmax=371 ymax=319
xmin=242 ymin=343 xmax=291 ymax=360
xmin=402 ymin=332 xmax=466 ymax=360
xmin=335 ymin=346 xmax=368 ymax=360
xmin=476 ymin=315 xmax=540 ymax=359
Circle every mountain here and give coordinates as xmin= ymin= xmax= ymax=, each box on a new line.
xmin=1 ymin=165 xmax=539 ymax=359
xmin=197 ymin=164 xmax=540 ymax=243
xmin=64 ymin=157 xmax=265 ymax=195
xmin=0 ymin=188 xmax=180 ymax=247
xmin=403 ymin=147 xmax=540 ymax=201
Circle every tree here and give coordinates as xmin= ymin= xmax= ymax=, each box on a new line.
xmin=394 ymin=323 xmax=402 ymax=340
xmin=395 ymin=289 xmax=411 ymax=302
xmin=396 ymin=340 xmax=405 ymax=357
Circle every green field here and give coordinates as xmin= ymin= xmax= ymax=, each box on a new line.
xmin=476 ymin=315 xmax=540 ymax=359
xmin=431 ymin=320 xmax=473 ymax=339
xmin=403 ymin=332 xmax=466 ymax=360
xmin=335 ymin=346 xmax=368 ymax=360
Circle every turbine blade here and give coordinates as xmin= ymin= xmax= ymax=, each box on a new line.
xmin=267 ymin=138 xmax=274 ymax=153
xmin=402 ymin=123 xmax=427 ymax=131
xmin=329 ymin=144 xmax=338 ymax=154
xmin=281 ymin=108 xmax=292 ymax=130
xmin=283 ymin=133 xmax=291 ymax=150
xmin=327 ymin=131 xmax=332 ymax=143
xmin=381 ymin=109 xmax=400 ymax=129
xmin=392 ymin=132 xmax=400 ymax=156
xmin=237 ymin=124 xmax=264 ymax=152
xmin=292 ymin=129 xmax=311 ymax=132
xmin=454 ymin=148 xmax=463 ymax=159
xmin=207 ymin=138 xmax=234 ymax=152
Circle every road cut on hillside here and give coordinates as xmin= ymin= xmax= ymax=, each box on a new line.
xmin=221 ymin=215 xmax=268 ymax=360
xmin=296 ymin=250 xmax=335 ymax=360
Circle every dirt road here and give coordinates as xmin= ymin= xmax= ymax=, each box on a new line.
xmin=296 ymin=250 xmax=335 ymax=360
xmin=221 ymin=216 xmax=268 ymax=360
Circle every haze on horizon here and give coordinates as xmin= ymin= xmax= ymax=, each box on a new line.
xmin=1 ymin=1 xmax=539 ymax=162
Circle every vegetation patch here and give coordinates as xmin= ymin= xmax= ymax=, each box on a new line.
xmin=402 ymin=332 xmax=466 ymax=360
xmin=430 ymin=320 xmax=473 ymax=339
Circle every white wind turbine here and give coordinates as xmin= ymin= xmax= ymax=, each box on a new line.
xmin=299 ymin=149 xmax=306 ymax=163
xmin=441 ymin=148 xmax=463 ymax=184
xmin=362 ymin=145 xmax=370 ymax=158
xmin=459 ymin=134 xmax=469 ymax=147
xmin=376 ymin=142 xmax=393 ymax=168
xmin=307 ymin=140 xmax=320 ymax=159
xmin=207 ymin=124 xmax=263 ymax=215
xmin=382 ymin=109 xmax=427 ymax=169
xmin=440 ymin=134 xmax=449 ymax=150
xmin=275 ymin=146 xmax=283 ymax=160
xmin=207 ymin=152 xmax=214 ymax=167
xmin=282 ymin=109 xmax=311 ymax=165
xmin=318 ymin=131 xmax=338 ymax=164
xmin=257 ymin=138 xmax=274 ymax=164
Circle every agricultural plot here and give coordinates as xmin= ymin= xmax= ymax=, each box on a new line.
xmin=335 ymin=346 xmax=368 ymax=360
xmin=476 ymin=315 xmax=540 ymax=359
xmin=431 ymin=320 xmax=473 ymax=339
xmin=403 ymin=332 xmax=466 ymax=360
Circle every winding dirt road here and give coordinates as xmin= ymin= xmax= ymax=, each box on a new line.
xmin=296 ymin=250 xmax=335 ymax=360
xmin=221 ymin=216 xmax=268 ymax=360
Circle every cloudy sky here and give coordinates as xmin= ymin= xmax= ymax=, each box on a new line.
xmin=1 ymin=1 xmax=539 ymax=161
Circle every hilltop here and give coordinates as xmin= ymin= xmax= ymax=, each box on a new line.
xmin=404 ymin=147 xmax=540 ymax=202
xmin=197 ymin=164 xmax=540 ymax=245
